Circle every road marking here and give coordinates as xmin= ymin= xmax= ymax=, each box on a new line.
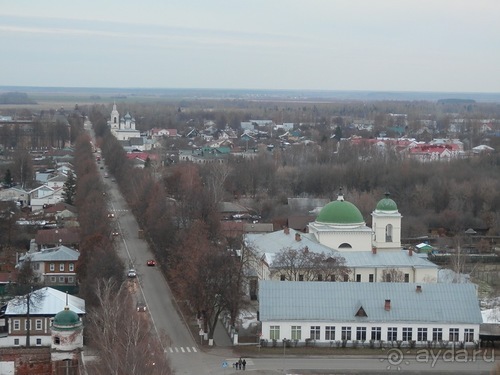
xmin=167 ymin=347 xmax=199 ymax=354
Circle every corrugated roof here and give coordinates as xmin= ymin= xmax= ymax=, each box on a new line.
xmin=245 ymin=228 xmax=327 ymax=254
xmin=340 ymin=251 xmax=438 ymax=269
xmin=259 ymin=281 xmax=482 ymax=324
xmin=248 ymin=229 xmax=437 ymax=269
xmin=6 ymin=287 xmax=85 ymax=316
xmin=24 ymin=245 xmax=79 ymax=262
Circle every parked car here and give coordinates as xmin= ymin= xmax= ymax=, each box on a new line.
xmin=136 ymin=302 xmax=147 ymax=312
xmin=127 ymin=269 xmax=137 ymax=278
xmin=147 ymin=259 xmax=156 ymax=267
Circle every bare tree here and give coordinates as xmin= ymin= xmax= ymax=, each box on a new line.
xmin=12 ymin=149 xmax=33 ymax=189
xmin=203 ymin=163 xmax=231 ymax=205
xmin=271 ymin=247 xmax=349 ymax=281
xmin=86 ymin=278 xmax=172 ymax=375
xmin=8 ymin=259 xmax=43 ymax=347
xmin=381 ymin=268 xmax=405 ymax=282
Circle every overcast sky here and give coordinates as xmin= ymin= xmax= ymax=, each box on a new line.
xmin=1 ymin=0 xmax=499 ymax=92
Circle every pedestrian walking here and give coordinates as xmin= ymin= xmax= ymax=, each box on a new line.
xmin=238 ymin=357 xmax=242 ymax=370
xmin=242 ymin=358 xmax=246 ymax=370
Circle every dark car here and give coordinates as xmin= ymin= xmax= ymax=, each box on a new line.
xmin=136 ymin=302 xmax=147 ymax=312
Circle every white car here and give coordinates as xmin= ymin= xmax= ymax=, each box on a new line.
xmin=127 ymin=269 xmax=137 ymax=278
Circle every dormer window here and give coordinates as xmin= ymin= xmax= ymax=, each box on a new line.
xmin=355 ymin=306 xmax=367 ymax=317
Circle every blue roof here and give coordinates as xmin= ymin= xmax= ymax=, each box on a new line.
xmin=259 ymin=281 xmax=482 ymax=324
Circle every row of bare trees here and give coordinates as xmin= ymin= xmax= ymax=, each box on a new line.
xmin=71 ymin=131 xmax=172 ymax=373
xmin=89 ymin=109 xmax=251 ymax=339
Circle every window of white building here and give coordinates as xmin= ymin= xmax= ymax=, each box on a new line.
xmin=432 ymin=328 xmax=443 ymax=341
xmin=270 ymin=326 xmax=280 ymax=340
xmin=417 ymin=328 xmax=428 ymax=342
xmin=371 ymin=327 xmax=381 ymax=341
xmin=310 ymin=326 xmax=320 ymax=340
xmin=387 ymin=327 xmax=398 ymax=341
xmin=325 ymin=326 xmax=335 ymax=341
xmin=449 ymin=328 xmax=459 ymax=342
xmin=291 ymin=326 xmax=301 ymax=341
xmin=402 ymin=327 xmax=412 ymax=341
xmin=464 ymin=329 xmax=474 ymax=342
xmin=341 ymin=327 xmax=351 ymax=341
xmin=356 ymin=327 xmax=367 ymax=341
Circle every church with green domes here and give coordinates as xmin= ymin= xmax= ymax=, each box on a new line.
xmin=244 ymin=190 xmax=439 ymax=284
xmin=309 ymin=190 xmax=402 ymax=253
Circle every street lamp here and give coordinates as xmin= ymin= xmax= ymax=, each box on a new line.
xmin=282 ymin=338 xmax=287 ymax=373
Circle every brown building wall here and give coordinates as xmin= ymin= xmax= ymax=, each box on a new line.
xmin=0 ymin=347 xmax=52 ymax=375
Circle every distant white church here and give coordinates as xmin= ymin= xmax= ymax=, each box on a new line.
xmin=108 ymin=103 xmax=141 ymax=141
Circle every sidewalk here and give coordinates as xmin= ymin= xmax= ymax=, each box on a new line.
xmin=212 ymin=317 xmax=234 ymax=347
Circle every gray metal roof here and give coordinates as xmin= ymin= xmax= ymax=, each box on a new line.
xmin=247 ymin=228 xmax=437 ymax=269
xmin=245 ymin=228 xmax=327 ymax=254
xmin=340 ymin=251 xmax=438 ymax=269
xmin=23 ymin=245 xmax=80 ymax=262
xmin=6 ymin=287 xmax=85 ymax=316
xmin=259 ymin=281 xmax=482 ymax=324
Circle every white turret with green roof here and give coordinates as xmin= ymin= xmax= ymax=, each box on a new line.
xmin=371 ymin=192 xmax=402 ymax=251
xmin=51 ymin=296 xmax=83 ymax=362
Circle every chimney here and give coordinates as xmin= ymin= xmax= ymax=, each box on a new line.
xmin=416 ymin=285 xmax=422 ymax=293
xmin=295 ymin=233 xmax=301 ymax=241
xmin=284 ymin=227 xmax=289 ymax=235
xmin=372 ymin=247 xmax=377 ymax=255
xmin=384 ymin=299 xmax=391 ymax=311
xmin=408 ymin=248 xmax=413 ymax=256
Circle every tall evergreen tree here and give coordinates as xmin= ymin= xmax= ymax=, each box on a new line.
xmin=3 ymin=169 xmax=12 ymax=186
xmin=62 ymin=171 xmax=77 ymax=205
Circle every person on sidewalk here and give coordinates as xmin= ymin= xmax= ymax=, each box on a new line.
xmin=242 ymin=358 xmax=246 ymax=370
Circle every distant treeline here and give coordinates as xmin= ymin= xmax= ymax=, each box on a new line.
xmin=0 ymin=92 xmax=36 ymax=104
xmin=437 ymin=98 xmax=476 ymax=105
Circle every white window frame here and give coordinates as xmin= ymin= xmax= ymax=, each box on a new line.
xmin=59 ymin=263 xmax=65 ymax=272
xmin=270 ymin=326 xmax=280 ymax=340
xmin=49 ymin=263 xmax=55 ymax=271
xmin=464 ymin=328 xmax=474 ymax=342
xmin=371 ymin=327 xmax=381 ymax=341
xmin=13 ymin=319 xmax=20 ymax=330
xmin=433 ymin=328 xmax=443 ymax=342
xmin=341 ymin=326 xmax=351 ymax=341
xmin=402 ymin=327 xmax=412 ymax=341
xmin=35 ymin=319 xmax=42 ymax=330
xmin=310 ymin=326 xmax=320 ymax=340
xmin=69 ymin=263 xmax=74 ymax=272
xmin=291 ymin=326 xmax=301 ymax=341
xmin=36 ymin=338 xmax=42 ymax=346
xmin=14 ymin=338 xmax=19 ymax=346
xmin=417 ymin=328 xmax=428 ymax=342
xmin=356 ymin=327 xmax=367 ymax=341
xmin=325 ymin=326 xmax=335 ymax=341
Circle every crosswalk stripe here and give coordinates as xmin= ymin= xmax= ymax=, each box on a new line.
xmin=167 ymin=347 xmax=200 ymax=354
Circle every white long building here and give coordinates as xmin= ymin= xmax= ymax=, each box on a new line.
xmin=259 ymin=281 xmax=482 ymax=347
